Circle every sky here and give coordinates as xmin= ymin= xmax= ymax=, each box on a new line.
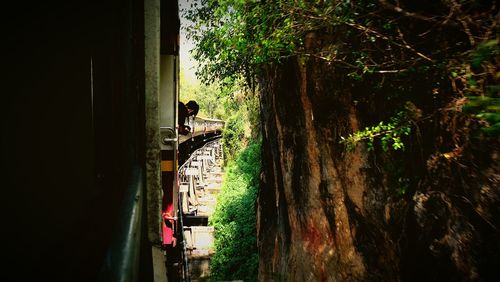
xmin=179 ymin=0 xmax=199 ymax=84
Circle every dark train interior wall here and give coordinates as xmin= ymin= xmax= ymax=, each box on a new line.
xmin=2 ymin=1 xmax=146 ymax=280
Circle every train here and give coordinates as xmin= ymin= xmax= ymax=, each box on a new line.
xmin=162 ymin=116 xmax=224 ymax=281
xmin=3 ymin=0 xmax=223 ymax=281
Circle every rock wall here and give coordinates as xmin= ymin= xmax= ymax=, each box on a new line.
xmin=257 ymin=35 xmax=499 ymax=281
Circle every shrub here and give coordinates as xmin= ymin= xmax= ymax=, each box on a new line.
xmin=209 ymin=142 xmax=261 ymax=282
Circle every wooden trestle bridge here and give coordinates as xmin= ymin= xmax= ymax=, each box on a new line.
xmin=178 ymin=139 xmax=224 ymax=281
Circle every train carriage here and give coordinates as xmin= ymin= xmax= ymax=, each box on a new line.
xmin=3 ymin=0 xmax=223 ymax=281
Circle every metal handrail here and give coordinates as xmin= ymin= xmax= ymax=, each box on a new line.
xmin=178 ymin=138 xmax=222 ymax=172
xmin=178 ymin=186 xmax=190 ymax=282
xmin=99 ymin=165 xmax=143 ymax=282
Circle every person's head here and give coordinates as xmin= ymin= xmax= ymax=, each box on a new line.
xmin=186 ymin=100 xmax=199 ymax=117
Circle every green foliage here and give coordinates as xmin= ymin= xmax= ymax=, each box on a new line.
xmin=222 ymin=112 xmax=246 ymax=161
xmin=383 ymin=160 xmax=411 ymax=197
xmin=471 ymin=40 xmax=499 ymax=68
xmin=180 ymin=69 xmax=262 ymax=155
xmin=460 ymin=39 xmax=500 ymax=137
xmin=209 ymin=142 xmax=261 ymax=282
xmin=396 ymin=177 xmax=410 ymax=197
xmin=185 ymin=0 xmax=498 ymax=114
xmin=185 ymin=1 xmax=497 ymax=153
xmin=181 ymin=78 xmax=219 ymax=118
xmin=180 ymin=70 xmax=237 ymax=120
xmin=184 ymin=0 xmax=374 ymax=86
xmin=341 ymin=111 xmax=412 ymax=152
xmin=463 ymin=95 xmax=500 ymax=136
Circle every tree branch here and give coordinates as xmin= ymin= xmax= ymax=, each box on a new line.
xmin=378 ymin=0 xmax=443 ymax=23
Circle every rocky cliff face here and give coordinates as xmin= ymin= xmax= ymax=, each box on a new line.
xmin=257 ymin=34 xmax=499 ymax=281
